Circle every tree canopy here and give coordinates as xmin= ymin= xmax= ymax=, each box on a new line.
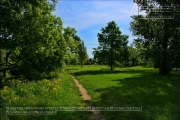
xmin=0 ymin=0 xmax=88 ymax=81
xmin=93 ymin=21 xmax=129 ymax=70
xmin=130 ymin=0 xmax=180 ymax=74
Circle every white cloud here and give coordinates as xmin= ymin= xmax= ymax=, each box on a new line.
xmin=53 ymin=1 xmax=140 ymax=58
xmin=53 ymin=1 xmax=139 ymax=31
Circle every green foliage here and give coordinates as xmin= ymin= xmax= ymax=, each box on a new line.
xmin=0 ymin=0 xmax=90 ymax=79
xmin=14 ymin=13 xmax=66 ymax=79
xmin=78 ymin=41 xmax=88 ymax=68
xmin=127 ymin=45 xmax=140 ymax=66
xmin=128 ymin=39 xmax=154 ymax=67
xmin=85 ymin=58 xmax=94 ymax=65
xmin=0 ymin=49 xmax=3 ymax=88
xmin=62 ymin=27 xmax=89 ymax=68
xmin=130 ymin=0 xmax=180 ymax=74
xmin=63 ymin=27 xmax=82 ymax=66
xmin=93 ymin=21 xmax=129 ymax=70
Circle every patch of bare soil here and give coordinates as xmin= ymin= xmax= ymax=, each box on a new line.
xmin=70 ymin=75 xmax=105 ymax=120
xmin=70 ymin=75 xmax=91 ymax=100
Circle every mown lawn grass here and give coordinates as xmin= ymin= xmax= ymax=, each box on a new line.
xmin=1 ymin=69 xmax=90 ymax=120
xmin=67 ymin=65 xmax=180 ymax=120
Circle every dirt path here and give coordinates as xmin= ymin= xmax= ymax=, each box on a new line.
xmin=70 ymin=75 xmax=91 ymax=101
xmin=70 ymin=75 xmax=106 ymax=120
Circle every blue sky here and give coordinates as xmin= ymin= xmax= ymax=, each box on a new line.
xmin=53 ymin=0 xmax=141 ymax=58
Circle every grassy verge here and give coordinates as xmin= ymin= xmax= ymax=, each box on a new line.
xmin=1 ymin=69 xmax=90 ymax=120
xmin=67 ymin=65 xmax=180 ymax=120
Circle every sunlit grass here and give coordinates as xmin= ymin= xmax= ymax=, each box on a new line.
xmin=1 ymin=65 xmax=180 ymax=120
xmin=1 ymin=69 xmax=89 ymax=120
xmin=67 ymin=65 xmax=180 ymax=120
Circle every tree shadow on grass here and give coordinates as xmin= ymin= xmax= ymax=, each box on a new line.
xmin=73 ymin=69 xmax=153 ymax=76
xmin=65 ymin=68 xmax=80 ymax=71
xmin=92 ymin=73 xmax=180 ymax=120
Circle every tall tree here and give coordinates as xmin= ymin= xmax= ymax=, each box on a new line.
xmin=93 ymin=47 xmax=108 ymax=65
xmin=93 ymin=21 xmax=128 ymax=70
xmin=133 ymin=0 xmax=180 ymax=74
xmin=130 ymin=16 xmax=176 ymax=74
xmin=132 ymin=39 xmax=154 ymax=66
xmin=63 ymin=27 xmax=81 ymax=65
xmin=0 ymin=0 xmax=66 ymax=79
xmin=71 ymin=35 xmax=81 ymax=66
xmin=127 ymin=44 xmax=142 ymax=67
xmin=78 ymin=41 xmax=88 ymax=68
xmin=169 ymin=28 xmax=180 ymax=69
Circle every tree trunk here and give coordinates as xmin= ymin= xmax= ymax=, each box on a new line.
xmin=159 ymin=20 xmax=171 ymax=75
xmin=110 ymin=42 xmax=113 ymax=70
xmin=81 ymin=58 xmax=82 ymax=69
xmin=0 ymin=49 xmax=3 ymax=89
xmin=3 ymin=50 xmax=11 ymax=79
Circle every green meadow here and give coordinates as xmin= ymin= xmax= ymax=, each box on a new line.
xmin=67 ymin=65 xmax=180 ymax=120
xmin=1 ymin=69 xmax=89 ymax=120
xmin=1 ymin=65 xmax=180 ymax=120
